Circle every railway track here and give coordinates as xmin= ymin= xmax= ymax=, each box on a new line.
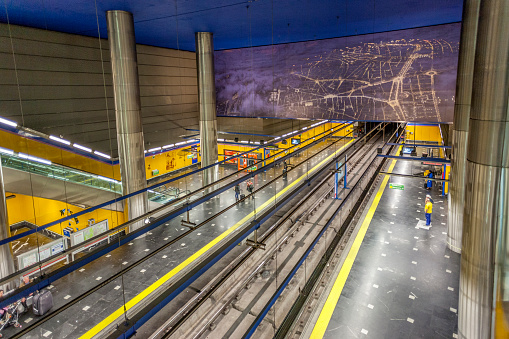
xmin=147 ymin=123 xmax=402 ymax=339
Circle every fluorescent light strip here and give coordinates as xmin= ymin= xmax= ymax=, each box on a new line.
xmin=187 ymin=139 xmax=197 ymax=143
xmin=175 ymin=142 xmax=186 ymax=146
xmin=0 ymin=147 xmax=14 ymax=155
xmin=217 ymin=139 xmax=224 ymax=142
xmin=73 ymin=143 xmax=92 ymax=152
xmin=97 ymin=175 xmax=119 ymax=183
xmin=148 ymin=147 xmax=162 ymax=152
xmin=49 ymin=135 xmax=71 ymax=146
xmin=240 ymin=141 xmax=248 ymax=144
xmin=0 ymin=117 xmax=17 ymax=128
xmin=18 ymin=153 xmax=52 ymax=165
xmin=162 ymin=144 xmax=174 ymax=149
xmin=94 ymin=151 xmax=111 ymax=159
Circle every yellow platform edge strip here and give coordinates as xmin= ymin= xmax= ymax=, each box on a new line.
xmin=310 ymin=146 xmax=401 ymax=339
xmin=80 ymin=140 xmax=354 ymax=339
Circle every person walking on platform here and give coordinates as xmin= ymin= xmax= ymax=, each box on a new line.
xmin=246 ymin=180 xmax=254 ymax=198
xmin=234 ymin=184 xmax=241 ymax=201
xmin=425 ymin=196 xmax=433 ymax=226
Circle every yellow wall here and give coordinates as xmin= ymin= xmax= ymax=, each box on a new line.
xmin=144 ymin=146 xmax=200 ymax=179
xmin=0 ymin=129 xmax=121 ymax=180
xmin=0 ymin=122 xmax=347 ymax=182
xmin=406 ymin=125 xmax=442 ymax=143
xmin=444 ymin=164 xmax=451 ymax=194
xmin=6 ymin=192 xmax=125 ymax=236
xmin=216 ymin=123 xmax=348 ymax=165
xmin=406 ymin=124 xmax=445 ymax=157
xmin=0 ymin=129 xmax=202 ymax=181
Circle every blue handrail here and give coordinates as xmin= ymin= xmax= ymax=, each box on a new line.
xmin=0 ymin=122 xmax=351 ymax=246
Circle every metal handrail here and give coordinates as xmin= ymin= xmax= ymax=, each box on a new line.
xmin=0 ymin=122 xmax=351 ymax=247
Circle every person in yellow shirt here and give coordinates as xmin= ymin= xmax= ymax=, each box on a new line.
xmin=425 ymin=197 xmax=433 ymax=226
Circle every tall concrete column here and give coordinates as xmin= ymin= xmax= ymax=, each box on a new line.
xmin=0 ymin=160 xmax=15 ymax=291
xmin=458 ymin=0 xmax=509 ymax=338
xmin=447 ymin=0 xmax=480 ymax=253
xmin=196 ymin=32 xmax=219 ymax=186
xmin=107 ymin=11 xmax=147 ymax=231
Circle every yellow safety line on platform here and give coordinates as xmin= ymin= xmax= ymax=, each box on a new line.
xmin=80 ymin=140 xmax=354 ymax=339
xmin=310 ymin=146 xmax=402 ymax=339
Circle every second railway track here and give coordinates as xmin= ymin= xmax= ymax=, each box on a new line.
xmin=146 ymin=123 xmax=403 ymax=339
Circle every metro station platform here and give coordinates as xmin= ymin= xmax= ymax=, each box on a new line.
xmin=308 ymin=156 xmax=460 ymax=338
xmin=5 ymin=137 xmax=348 ymax=339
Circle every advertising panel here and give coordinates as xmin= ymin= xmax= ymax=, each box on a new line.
xmin=224 ymin=150 xmax=239 ymax=164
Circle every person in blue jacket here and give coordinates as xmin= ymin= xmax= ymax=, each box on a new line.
xmin=426 ymin=171 xmax=433 ymax=190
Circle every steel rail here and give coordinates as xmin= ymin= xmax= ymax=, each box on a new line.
xmin=103 ymin=128 xmax=364 ymax=339
xmin=7 ymin=126 xmax=358 ymax=337
xmin=155 ymin=125 xmax=388 ymax=339
xmin=275 ymin=135 xmax=402 ymax=338
xmin=0 ymin=124 xmax=353 ymax=301
xmin=242 ymin=125 xmax=403 ymax=338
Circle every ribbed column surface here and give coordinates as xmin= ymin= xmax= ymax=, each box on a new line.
xmin=448 ymin=0 xmax=480 ymax=253
xmin=196 ymin=32 xmax=219 ymax=186
xmin=458 ymin=0 xmax=509 ymax=337
xmin=107 ymin=10 xmax=148 ymax=231
xmin=0 ymin=160 xmax=15 ymax=291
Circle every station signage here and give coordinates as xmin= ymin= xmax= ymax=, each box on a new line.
xmin=389 ymin=183 xmax=404 ymax=190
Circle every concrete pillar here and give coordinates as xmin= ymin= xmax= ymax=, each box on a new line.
xmin=0 ymin=160 xmax=16 ymax=291
xmin=195 ymin=32 xmax=219 ymax=186
xmin=458 ymin=0 xmax=509 ymax=337
xmin=107 ymin=11 xmax=148 ymax=231
xmin=448 ymin=0 xmax=480 ymax=253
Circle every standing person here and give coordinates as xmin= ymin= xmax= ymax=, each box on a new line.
xmin=424 ymin=196 xmax=433 ymax=226
xmin=234 ymin=184 xmax=241 ymax=201
xmin=282 ymin=166 xmax=288 ymax=180
xmin=426 ymin=171 xmax=433 ymax=190
xmin=246 ymin=180 xmax=254 ymax=198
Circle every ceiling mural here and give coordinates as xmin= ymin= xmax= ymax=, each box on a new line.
xmin=215 ymin=23 xmax=460 ymax=123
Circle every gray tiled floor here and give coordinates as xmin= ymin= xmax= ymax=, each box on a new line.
xmin=323 ymin=160 xmax=459 ymax=339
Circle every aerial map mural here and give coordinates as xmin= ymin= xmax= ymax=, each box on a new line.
xmin=215 ymin=23 xmax=460 ymax=122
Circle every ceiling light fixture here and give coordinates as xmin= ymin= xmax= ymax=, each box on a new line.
xmin=0 ymin=117 xmax=17 ymax=128
xmin=49 ymin=135 xmax=71 ymax=145
xmin=94 ymin=151 xmax=111 ymax=159
xmin=18 ymin=153 xmax=52 ymax=165
xmin=0 ymin=147 xmax=14 ymax=155
xmin=73 ymin=143 xmax=92 ymax=152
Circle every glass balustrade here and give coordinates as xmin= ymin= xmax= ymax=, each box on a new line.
xmin=0 ymin=154 xmax=177 ymax=204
